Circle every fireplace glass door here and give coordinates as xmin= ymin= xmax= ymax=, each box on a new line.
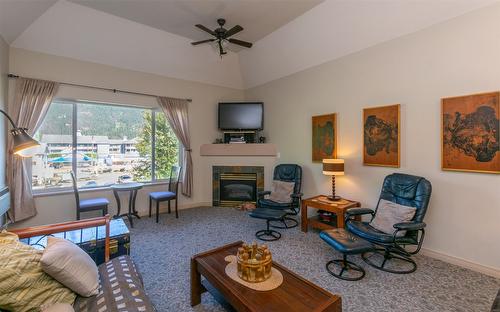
xmin=219 ymin=173 xmax=257 ymax=207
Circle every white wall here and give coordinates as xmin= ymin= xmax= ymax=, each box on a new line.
xmin=9 ymin=47 xmax=245 ymax=228
xmin=245 ymin=4 xmax=500 ymax=272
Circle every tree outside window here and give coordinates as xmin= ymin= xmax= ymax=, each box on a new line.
xmin=133 ymin=111 xmax=179 ymax=180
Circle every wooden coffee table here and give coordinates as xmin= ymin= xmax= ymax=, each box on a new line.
xmin=191 ymin=241 xmax=341 ymax=312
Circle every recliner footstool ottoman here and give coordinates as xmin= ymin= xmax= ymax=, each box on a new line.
xmin=320 ymin=228 xmax=374 ymax=281
xmin=249 ymin=208 xmax=288 ymax=241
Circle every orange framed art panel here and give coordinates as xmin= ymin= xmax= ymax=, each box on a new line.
xmin=441 ymin=91 xmax=499 ymax=174
xmin=363 ymin=104 xmax=400 ymax=167
xmin=312 ymin=113 xmax=337 ymax=162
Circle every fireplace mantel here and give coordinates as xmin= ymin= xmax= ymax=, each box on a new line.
xmin=200 ymin=143 xmax=277 ymax=156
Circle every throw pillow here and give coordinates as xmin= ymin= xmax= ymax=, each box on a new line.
xmin=268 ymin=180 xmax=295 ymax=203
xmin=370 ymin=199 xmax=417 ymax=237
xmin=41 ymin=236 xmax=100 ymax=297
xmin=0 ymin=231 xmax=76 ymax=312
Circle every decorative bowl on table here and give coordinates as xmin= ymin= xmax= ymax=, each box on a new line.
xmin=236 ymin=242 xmax=272 ymax=283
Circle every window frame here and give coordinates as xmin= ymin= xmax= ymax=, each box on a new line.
xmin=32 ymin=98 xmax=180 ymax=195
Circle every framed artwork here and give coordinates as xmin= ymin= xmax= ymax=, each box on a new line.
xmin=441 ymin=92 xmax=499 ymax=174
xmin=363 ymin=104 xmax=400 ymax=167
xmin=312 ymin=113 xmax=337 ymax=162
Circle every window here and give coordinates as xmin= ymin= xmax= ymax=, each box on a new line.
xmin=32 ymin=100 xmax=179 ymax=191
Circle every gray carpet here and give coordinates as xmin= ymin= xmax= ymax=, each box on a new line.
xmin=128 ymin=207 xmax=499 ymax=312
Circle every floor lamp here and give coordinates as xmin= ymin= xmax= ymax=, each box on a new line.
xmin=0 ymin=109 xmax=40 ymax=157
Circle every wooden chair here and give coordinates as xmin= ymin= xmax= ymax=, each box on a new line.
xmin=148 ymin=166 xmax=182 ymax=222
xmin=71 ymin=172 xmax=109 ymax=220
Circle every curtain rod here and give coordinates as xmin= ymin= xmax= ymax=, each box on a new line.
xmin=7 ymin=74 xmax=192 ymax=102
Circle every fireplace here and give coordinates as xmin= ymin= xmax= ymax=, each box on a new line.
xmin=213 ymin=166 xmax=264 ymax=207
xmin=219 ymin=173 xmax=257 ymax=206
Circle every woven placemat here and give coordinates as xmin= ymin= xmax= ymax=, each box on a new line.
xmin=224 ymin=255 xmax=283 ymax=291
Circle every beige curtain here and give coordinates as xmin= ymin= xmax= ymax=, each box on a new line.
xmin=157 ymin=96 xmax=192 ymax=197
xmin=7 ymin=78 xmax=59 ymax=222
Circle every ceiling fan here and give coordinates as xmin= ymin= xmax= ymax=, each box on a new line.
xmin=191 ymin=18 xmax=253 ymax=56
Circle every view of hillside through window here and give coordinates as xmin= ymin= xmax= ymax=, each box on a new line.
xmin=31 ymin=100 xmax=179 ymax=191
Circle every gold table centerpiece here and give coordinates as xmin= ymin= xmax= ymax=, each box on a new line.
xmin=236 ymin=242 xmax=272 ymax=283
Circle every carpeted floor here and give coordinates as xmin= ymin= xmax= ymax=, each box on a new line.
xmin=128 ymin=206 xmax=499 ymax=312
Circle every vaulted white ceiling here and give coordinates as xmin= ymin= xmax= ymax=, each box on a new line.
xmin=1 ymin=0 xmax=498 ymax=89
xmin=10 ymin=0 xmax=246 ymax=89
xmin=0 ymin=0 xmax=57 ymax=43
xmin=239 ymin=0 xmax=499 ymax=88
xmin=68 ymin=0 xmax=323 ymax=52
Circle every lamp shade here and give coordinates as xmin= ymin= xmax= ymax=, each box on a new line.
xmin=11 ymin=128 xmax=40 ymax=157
xmin=322 ymin=159 xmax=344 ymax=176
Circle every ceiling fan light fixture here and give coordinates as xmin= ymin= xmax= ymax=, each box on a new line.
xmin=191 ymin=18 xmax=253 ymax=57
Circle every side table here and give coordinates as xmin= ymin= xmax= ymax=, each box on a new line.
xmin=112 ymin=182 xmax=143 ymax=228
xmin=301 ymin=195 xmax=361 ymax=232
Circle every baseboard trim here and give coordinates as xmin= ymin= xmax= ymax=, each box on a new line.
xmin=138 ymin=202 xmax=212 ymax=217
xmin=421 ymin=248 xmax=500 ymax=278
xmin=178 ymin=202 xmax=212 ymax=210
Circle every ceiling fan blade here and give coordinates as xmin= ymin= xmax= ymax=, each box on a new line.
xmin=191 ymin=39 xmax=215 ymax=45
xmin=224 ymin=25 xmax=243 ymax=38
xmin=195 ymin=24 xmax=216 ymax=36
xmin=228 ymin=38 xmax=253 ymax=48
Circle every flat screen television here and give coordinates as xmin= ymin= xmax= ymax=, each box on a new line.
xmin=218 ymin=102 xmax=263 ymax=131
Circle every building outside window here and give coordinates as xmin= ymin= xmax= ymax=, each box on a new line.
xmin=31 ymin=100 xmax=179 ymax=191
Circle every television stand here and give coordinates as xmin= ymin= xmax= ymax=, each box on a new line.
xmin=223 ymin=131 xmax=257 ymax=144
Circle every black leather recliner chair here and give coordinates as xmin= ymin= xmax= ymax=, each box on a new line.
xmin=257 ymin=164 xmax=303 ymax=229
xmin=345 ymin=173 xmax=432 ymax=274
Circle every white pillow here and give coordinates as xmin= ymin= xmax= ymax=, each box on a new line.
xmin=268 ymin=180 xmax=295 ymax=203
xmin=41 ymin=237 xmax=99 ymax=297
xmin=370 ymin=199 xmax=417 ymax=237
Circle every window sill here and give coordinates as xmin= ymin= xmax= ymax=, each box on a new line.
xmin=33 ymin=181 xmax=172 ymax=198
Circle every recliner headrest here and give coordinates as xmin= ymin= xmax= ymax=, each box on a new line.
xmin=384 ymin=174 xmax=423 ymax=200
xmin=275 ymin=164 xmax=299 ymax=181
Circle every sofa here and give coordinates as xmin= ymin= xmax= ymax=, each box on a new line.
xmin=6 ymin=216 xmax=155 ymax=312
xmin=492 ymin=290 xmax=500 ymax=312
xmin=73 ymin=255 xmax=154 ymax=311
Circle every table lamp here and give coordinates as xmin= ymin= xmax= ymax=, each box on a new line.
xmin=322 ymin=159 xmax=344 ymax=201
